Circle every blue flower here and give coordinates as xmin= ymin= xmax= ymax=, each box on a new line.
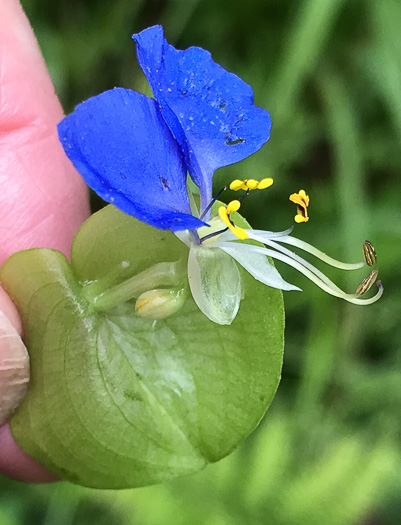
xmin=58 ymin=26 xmax=382 ymax=325
xmin=58 ymin=25 xmax=271 ymax=231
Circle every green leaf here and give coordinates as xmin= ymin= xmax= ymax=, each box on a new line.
xmin=0 ymin=205 xmax=284 ymax=489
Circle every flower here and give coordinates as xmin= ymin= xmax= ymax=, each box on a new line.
xmin=58 ymin=25 xmax=382 ymax=325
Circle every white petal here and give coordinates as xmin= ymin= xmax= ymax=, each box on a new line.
xmin=219 ymin=242 xmax=300 ymax=292
xmin=188 ymin=245 xmax=242 ymax=325
xmin=215 ymin=230 xmax=237 ymax=242
xmin=175 ymin=230 xmax=192 ymax=247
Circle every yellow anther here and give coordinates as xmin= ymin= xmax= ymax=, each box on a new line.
xmin=257 ymin=178 xmax=274 ymax=190
xmin=289 ymin=189 xmax=310 ymax=223
xmin=229 ymin=177 xmax=274 ymax=192
xmin=226 ymin=199 xmax=241 ymax=214
xmin=218 ymin=205 xmax=248 ymax=240
xmin=246 ymin=179 xmax=259 ymax=190
xmin=289 ymin=189 xmax=310 ymax=208
xmin=294 ymin=214 xmax=309 ymax=223
xmin=230 ymin=179 xmax=247 ymax=191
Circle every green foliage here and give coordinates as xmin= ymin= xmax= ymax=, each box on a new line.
xmin=0 ymin=206 xmax=283 ymax=488
xmin=1 ymin=0 xmax=401 ymax=522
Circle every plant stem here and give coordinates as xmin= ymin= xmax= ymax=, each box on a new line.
xmin=84 ymin=260 xmax=186 ymax=312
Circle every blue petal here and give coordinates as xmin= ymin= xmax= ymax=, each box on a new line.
xmin=133 ymin=26 xmax=272 ymax=208
xmin=58 ymin=88 xmax=205 ymax=231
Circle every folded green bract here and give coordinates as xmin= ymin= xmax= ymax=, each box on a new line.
xmin=0 ymin=205 xmax=284 ymax=488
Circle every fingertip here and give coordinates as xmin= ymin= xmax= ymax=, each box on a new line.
xmin=0 ymin=287 xmax=23 ymax=335
xmin=0 ymin=294 xmax=57 ymax=483
xmin=0 ymin=302 xmax=29 ymax=427
xmin=0 ymin=0 xmax=90 ymax=262
xmin=0 ymin=4 xmax=81 ymax=484
xmin=0 ymin=424 xmax=58 ymax=483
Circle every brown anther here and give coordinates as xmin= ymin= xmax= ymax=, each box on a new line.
xmin=355 ymin=269 xmax=379 ymax=296
xmin=363 ymin=240 xmax=377 ymax=266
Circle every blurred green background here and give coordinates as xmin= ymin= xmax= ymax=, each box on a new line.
xmin=1 ymin=0 xmax=400 ymax=523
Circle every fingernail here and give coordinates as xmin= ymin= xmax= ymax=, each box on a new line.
xmin=0 ymin=311 xmax=30 ymax=425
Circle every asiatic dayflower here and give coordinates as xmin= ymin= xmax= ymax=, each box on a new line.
xmin=58 ymin=25 xmax=382 ymax=325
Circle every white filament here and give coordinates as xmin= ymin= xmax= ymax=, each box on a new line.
xmin=248 ymin=231 xmax=365 ymax=270
xmin=217 ymin=241 xmax=382 ymax=305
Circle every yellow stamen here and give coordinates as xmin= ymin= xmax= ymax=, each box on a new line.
xmin=230 ymin=179 xmax=248 ymax=191
xmin=246 ymin=179 xmax=259 ymax=190
xmin=230 ymin=178 xmax=274 ymax=191
xmin=294 ymin=213 xmax=309 ymax=223
xmin=289 ymin=189 xmax=310 ymax=207
xmin=218 ymin=202 xmax=248 ymax=240
xmin=226 ymin=199 xmax=241 ymax=214
xmin=257 ymin=178 xmax=274 ymax=190
xmin=289 ymin=189 xmax=310 ymax=223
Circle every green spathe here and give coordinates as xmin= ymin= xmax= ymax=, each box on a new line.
xmin=0 ymin=205 xmax=284 ymax=489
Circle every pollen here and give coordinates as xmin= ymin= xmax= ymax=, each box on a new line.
xmin=257 ymin=178 xmax=274 ymax=190
xmin=218 ymin=201 xmax=248 ymax=240
xmin=289 ymin=189 xmax=310 ymax=223
xmin=230 ymin=179 xmax=248 ymax=191
xmin=226 ymin=199 xmax=241 ymax=213
xmin=229 ymin=178 xmax=274 ymax=191
xmin=246 ymin=179 xmax=259 ymax=189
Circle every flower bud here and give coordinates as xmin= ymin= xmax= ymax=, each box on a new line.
xmin=135 ymin=288 xmax=187 ymax=320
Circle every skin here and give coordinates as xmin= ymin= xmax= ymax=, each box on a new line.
xmin=0 ymin=0 xmax=90 ymax=481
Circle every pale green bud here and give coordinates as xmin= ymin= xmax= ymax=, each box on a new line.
xmin=135 ymin=287 xmax=187 ymax=320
